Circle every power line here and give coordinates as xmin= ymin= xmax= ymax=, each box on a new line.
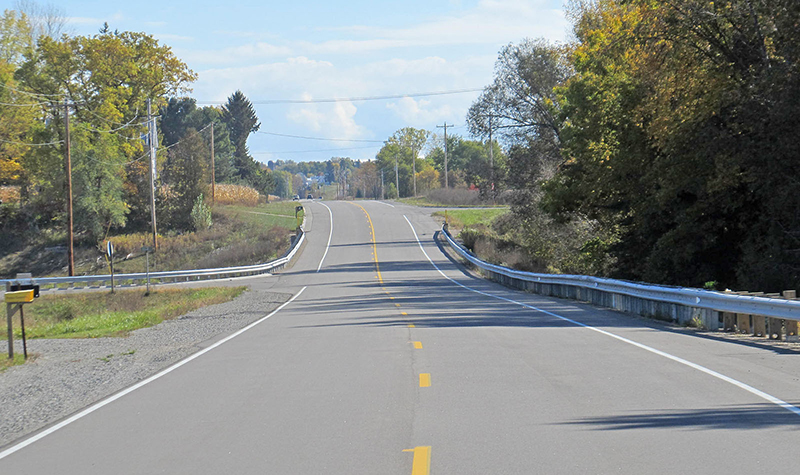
xmin=196 ymin=87 xmax=483 ymax=105
xmin=251 ymin=145 xmax=379 ymax=155
xmin=0 ymin=82 xmax=69 ymax=99
xmin=0 ymin=101 xmax=50 ymax=107
xmin=0 ymin=137 xmax=64 ymax=146
xmin=256 ymin=131 xmax=383 ymax=143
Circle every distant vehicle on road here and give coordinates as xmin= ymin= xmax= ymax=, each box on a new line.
xmin=307 ymin=194 xmax=313 ymax=200
xmin=292 ymin=195 xmax=300 ymax=201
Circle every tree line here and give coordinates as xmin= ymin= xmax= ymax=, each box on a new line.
xmin=0 ymin=8 xmax=273 ymax=245
xmin=467 ymin=0 xmax=800 ymax=292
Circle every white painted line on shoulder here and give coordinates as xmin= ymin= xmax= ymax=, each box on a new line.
xmin=316 ymin=201 xmax=333 ymax=273
xmin=403 ymin=215 xmax=800 ymax=418
xmin=374 ymin=201 xmax=395 ymax=208
xmin=0 ymin=286 xmax=309 ymax=461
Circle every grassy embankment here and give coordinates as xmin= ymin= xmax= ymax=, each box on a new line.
xmin=399 ymin=188 xmax=509 ymax=208
xmin=0 ymin=186 xmax=304 ymax=279
xmin=433 ymin=208 xmax=510 ymax=232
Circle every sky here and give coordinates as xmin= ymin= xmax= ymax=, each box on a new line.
xmin=10 ymin=0 xmax=571 ymax=163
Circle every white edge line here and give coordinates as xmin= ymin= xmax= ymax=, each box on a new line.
xmin=316 ymin=202 xmax=333 ymax=272
xmin=374 ymin=200 xmax=395 ymax=208
xmin=402 ymin=215 xmax=800 ymax=417
xmin=0 ymin=286 xmax=309 ymax=460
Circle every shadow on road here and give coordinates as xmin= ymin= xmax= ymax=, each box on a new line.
xmin=560 ymin=404 xmax=800 ymax=430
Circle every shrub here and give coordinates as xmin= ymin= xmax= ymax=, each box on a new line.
xmin=191 ymin=194 xmax=213 ymax=231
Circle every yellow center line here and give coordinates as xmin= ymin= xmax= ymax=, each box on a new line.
xmin=401 ymin=312 xmax=408 ymax=316
xmin=407 ymin=324 xmax=415 ymax=328
xmin=419 ymin=373 xmax=431 ymax=387
xmin=395 ymin=303 xmax=401 ymax=307
xmin=403 ymin=446 xmax=431 ymax=475
xmin=348 ymin=202 xmax=383 ymax=285
xmin=413 ymin=341 xmax=423 ymax=349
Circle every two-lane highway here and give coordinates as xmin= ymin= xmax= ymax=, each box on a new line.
xmin=2 ymin=200 xmax=800 ymax=474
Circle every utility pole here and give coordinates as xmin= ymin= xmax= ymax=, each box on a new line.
xmin=412 ymin=146 xmax=417 ymax=197
xmin=394 ymin=154 xmax=399 ymax=198
xmin=437 ymin=123 xmax=453 ymax=188
xmin=488 ymin=115 xmax=494 ymax=196
xmin=210 ymin=122 xmax=215 ymax=206
xmin=381 ymin=169 xmax=385 ymax=200
xmin=64 ymin=100 xmax=74 ymax=276
xmin=146 ymin=99 xmax=158 ymax=250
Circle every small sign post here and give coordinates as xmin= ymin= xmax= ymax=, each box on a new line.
xmin=295 ymin=205 xmax=303 ymax=230
xmin=107 ymin=241 xmax=115 ymax=293
xmin=142 ymin=246 xmax=155 ymax=295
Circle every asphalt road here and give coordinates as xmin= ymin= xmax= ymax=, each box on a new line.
xmin=2 ymin=199 xmax=800 ymax=474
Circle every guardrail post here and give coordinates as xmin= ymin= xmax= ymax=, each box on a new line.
xmin=784 ymin=290 xmax=798 ymax=341
xmin=736 ymin=313 xmax=750 ymax=334
xmin=722 ymin=312 xmax=736 ymax=332
xmin=753 ymin=314 xmax=766 ymax=337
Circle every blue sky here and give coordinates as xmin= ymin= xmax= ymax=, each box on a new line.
xmin=10 ymin=0 xmax=570 ymax=162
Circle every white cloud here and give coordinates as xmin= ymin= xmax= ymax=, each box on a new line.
xmin=180 ymin=42 xmax=293 ymax=65
xmin=304 ymin=0 xmax=568 ymax=54
xmin=286 ymin=94 xmax=365 ymax=141
xmin=386 ymin=97 xmax=454 ymax=124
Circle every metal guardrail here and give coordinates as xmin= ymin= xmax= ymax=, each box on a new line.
xmin=442 ymin=226 xmax=800 ymax=321
xmin=0 ymin=228 xmax=305 ymax=291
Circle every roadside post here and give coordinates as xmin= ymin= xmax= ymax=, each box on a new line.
xmin=142 ymin=246 xmax=155 ymax=295
xmin=5 ymin=273 xmax=40 ymax=359
xmin=107 ymin=241 xmax=115 ymax=293
xmin=295 ymin=205 xmax=303 ymax=230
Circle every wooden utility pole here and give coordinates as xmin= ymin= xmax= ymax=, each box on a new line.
xmin=394 ymin=154 xmax=399 ymax=198
xmin=412 ymin=146 xmax=417 ymax=197
xmin=437 ymin=123 xmax=453 ymax=188
xmin=64 ymin=100 xmax=74 ymax=276
xmin=488 ymin=116 xmax=494 ymax=196
xmin=210 ymin=122 xmax=215 ymax=206
xmin=146 ymin=99 xmax=158 ymax=250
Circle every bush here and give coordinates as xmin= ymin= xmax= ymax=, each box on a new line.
xmin=191 ymin=194 xmax=213 ymax=231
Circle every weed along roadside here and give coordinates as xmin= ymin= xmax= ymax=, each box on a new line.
xmin=2 ymin=287 xmax=245 ymax=341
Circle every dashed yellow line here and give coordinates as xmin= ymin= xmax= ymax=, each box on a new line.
xmin=419 ymin=373 xmax=431 ymax=387
xmin=403 ymin=446 xmax=431 ymax=475
xmin=413 ymin=341 xmax=423 ymax=349
xmin=407 ymin=324 xmax=415 ymax=328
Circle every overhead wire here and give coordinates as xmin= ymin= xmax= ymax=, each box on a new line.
xmin=0 ymin=82 xmax=69 ymax=99
xmin=251 ymin=145 xmax=379 ymax=155
xmin=256 ymin=131 xmax=383 ymax=143
xmin=196 ymin=87 xmax=483 ymax=105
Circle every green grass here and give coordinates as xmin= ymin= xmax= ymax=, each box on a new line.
xmin=0 ymin=353 xmax=29 ymax=372
xmin=2 ymin=287 xmax=246 ymax=340
xmin=219 ymin=202 xmax=303 ymax=229
xmin=432 ymin=208 xmax=510 ymax=230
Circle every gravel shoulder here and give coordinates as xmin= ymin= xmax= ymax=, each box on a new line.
xmin=0 ymin=288 xmax=291 ymax=448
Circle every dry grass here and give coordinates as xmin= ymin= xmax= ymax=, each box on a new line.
xmin=213 ymin=184 xmax=261 ymax=206
xmin=0 ymin=186 xmax=21 ymax=204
